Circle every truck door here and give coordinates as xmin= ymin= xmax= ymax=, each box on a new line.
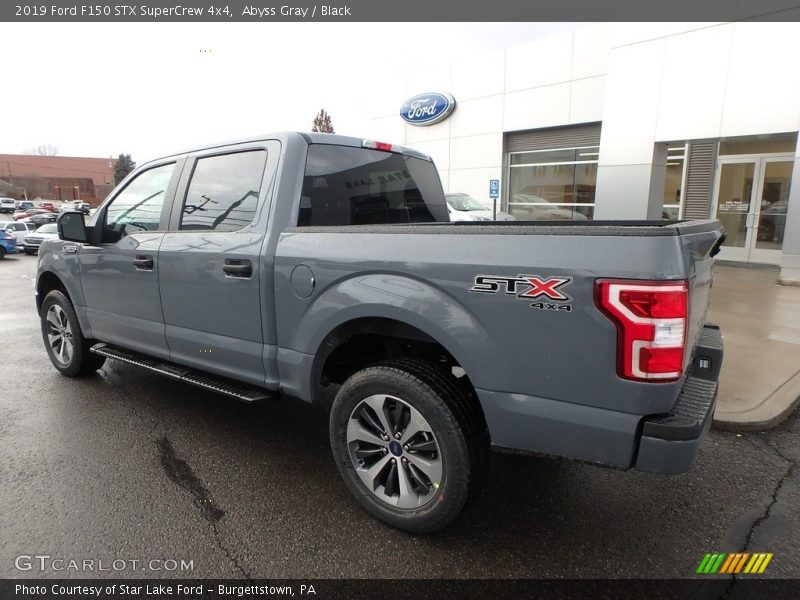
xmin=158 ymin=142 xmax=280 ymax=388
xmin=79 ymin=161 xmax=182 ymax=359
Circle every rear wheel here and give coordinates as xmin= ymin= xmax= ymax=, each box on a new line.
xmin=0 ymin=247 xmax=6 ymax=259
xmin=329 ymin=358 xmax=488 ymax=533
xmin=40 ymin=290 xmax=105 ymax=377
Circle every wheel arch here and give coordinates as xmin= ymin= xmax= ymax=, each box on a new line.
xmin=36 ymin=269 xmax=92 ymax=339
xmin=299 ymin=314 xmax=490 ymax=437
xmin=36 ymin=270 xmax=70 ymax=315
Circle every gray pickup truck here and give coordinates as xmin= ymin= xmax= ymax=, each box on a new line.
xmin=36 ymin=132 xmax=725 ymax=533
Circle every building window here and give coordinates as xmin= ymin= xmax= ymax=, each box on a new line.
xmin=663 ymin=143 xmax=687 ymax=220
xmin=507 ymin=147 xmax=598 ymax=221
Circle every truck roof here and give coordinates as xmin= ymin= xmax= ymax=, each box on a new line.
xmin=148 ymin=131 xmax=432 ymax=166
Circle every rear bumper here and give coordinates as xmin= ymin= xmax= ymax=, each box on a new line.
xmin=478 ymin=323 xmax=723 ymax=474
xmin=634 ymin=324 xmax=723 ymax=474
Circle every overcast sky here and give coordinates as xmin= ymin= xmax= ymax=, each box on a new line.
xmin=2 ymin=22 xmax=579 ymax=163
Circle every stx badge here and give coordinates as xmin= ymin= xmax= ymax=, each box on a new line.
xmin=470 ymin=274 xmax=574 ymax=312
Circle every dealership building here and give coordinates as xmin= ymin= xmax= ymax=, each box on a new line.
xmin=368 ymin=22 xmax=800 ymax=283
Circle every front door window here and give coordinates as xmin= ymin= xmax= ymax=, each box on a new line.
xmin=104 ymin=163 xmax=175 ymax=240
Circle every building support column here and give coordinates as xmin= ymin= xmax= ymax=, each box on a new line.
xmin=778 ymin=131 xmax=800 ymax=285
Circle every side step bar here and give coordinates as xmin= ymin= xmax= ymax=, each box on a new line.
xmin=90 ymin=343 xmax=274 ymax=402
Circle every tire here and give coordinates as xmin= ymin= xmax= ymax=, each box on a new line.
xmin=330 ymin=358 xmax=489 ymax=534
xmin=40 ymin=290 xmax=106 ymax=377
xmin=0 ymin=247 xmax=5 ymax=259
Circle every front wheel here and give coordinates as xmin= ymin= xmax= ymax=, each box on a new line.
xmin=329 ymin=359 xmax=488 ymax=533
xmin=40 ymin=290 xmax=106 ymax=377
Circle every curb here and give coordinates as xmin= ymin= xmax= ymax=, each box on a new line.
xmin=712 ymin=368 xmax=800 ymax=431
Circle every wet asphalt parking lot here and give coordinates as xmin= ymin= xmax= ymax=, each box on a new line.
xmin=0 ymin=253 xmax=798 ymax=581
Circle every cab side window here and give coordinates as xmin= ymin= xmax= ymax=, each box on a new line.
xmin=104 ymin=163 xmax=175 ymax=241
xmin=180 ymin=150 xmax=267 ymax=232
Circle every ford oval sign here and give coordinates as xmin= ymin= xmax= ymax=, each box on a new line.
xmin=400 ymin=92 xmax=456 ymax=126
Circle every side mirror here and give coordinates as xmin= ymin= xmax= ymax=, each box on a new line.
xmin=58 ymin=211 xmax=88 ymax=243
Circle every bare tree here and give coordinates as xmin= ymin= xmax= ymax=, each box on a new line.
xmin=22 ymin=144 xmax=59 ymax=156
xmin=312 ymin=109 xmax=335 ymax=134
xmin=22 ymin=176 xmax=51 ymax=199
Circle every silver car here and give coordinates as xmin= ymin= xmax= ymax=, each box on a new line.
xmin=22 ymin=223 xmax=59 ymax=255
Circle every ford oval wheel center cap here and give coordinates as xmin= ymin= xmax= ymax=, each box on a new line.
xmin=388 ymin=441 xmax=403 ymax=456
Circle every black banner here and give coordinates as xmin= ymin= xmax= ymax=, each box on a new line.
xmin=3 ymin=579 xmax=800 ymax=600
xmin=3 ymin=0 xmax=800 ymax=22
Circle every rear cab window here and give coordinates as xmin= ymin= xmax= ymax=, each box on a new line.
xmin=179 ymin=150 xmax=268 ymax=232
xmin=298 ymin=145 xmax=448 ymax=226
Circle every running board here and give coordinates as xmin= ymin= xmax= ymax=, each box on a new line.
xmin=90 ymin=343 xmax=274 ymax=402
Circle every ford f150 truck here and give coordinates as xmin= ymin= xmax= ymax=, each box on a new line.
xmin=36 ymin=132 xmax=725 ymax=533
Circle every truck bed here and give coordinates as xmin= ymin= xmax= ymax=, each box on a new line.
xmin=286 ymin=219 xmax=723 ymax=237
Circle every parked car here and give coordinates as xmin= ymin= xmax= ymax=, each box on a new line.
xmin=1 ymin=220 xmax=34 ymax=246
xmin=445 ymin=193 xmax=515 ymax=222
xmin=17 ymin=200 xmax=34 ymax=211
xmin=60 ymin=201 xmax=88 ymax=214
xmin=24 ymin=213 xmax=58 ymax=228
xmin=14 ymin=208 xmax=46 ymax=221
xmin=0 ymin=227 xmax=17 ymax=258
xmin=0 ymin=198 xmax=17 ymax=214
xmin=39 ymin=202 xmax=56 ymax=212
xmin=38 ymin=132 xmax=725 ymax=533
xmin=510 ymin=192 xmax=590 ymax=221
xmin=22 ymin=223 xmax=59 ymax=254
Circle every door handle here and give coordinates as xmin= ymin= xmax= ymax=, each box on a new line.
xmin=746 ymin=213 xmax=756 ymax=228
xmin=223 ymin=259 xmax=252 ymax=278
xmin=133 ymin=255 xmax=154 ymax=270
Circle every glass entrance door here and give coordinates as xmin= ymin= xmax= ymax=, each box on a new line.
xmin=713 ymin=155 xmax=794 ymax=264
xmin=751 ymin=158 xmax=793 ymax=264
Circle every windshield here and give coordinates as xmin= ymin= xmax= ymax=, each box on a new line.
xmin=446 ymin=194 xmax=485 ymax=211
xmin=37 ymin=224 xmax=58 ymax=234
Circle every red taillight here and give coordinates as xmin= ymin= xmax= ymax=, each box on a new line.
xmin=595 ymin=280 xmax=689 ymax=382
xmin=362 ymin=139 xmax=393 ymax=152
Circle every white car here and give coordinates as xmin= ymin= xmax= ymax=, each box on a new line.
xmin=510 ymin=192 xmax=590 ymax=221
xmin=0 ymin=197 xmax=17 ymax=214
xmin=445 ymin=193 xmax=515 ymax=222
xmin=22 ymin=222 xmax=60 ymax=255
xmin=1 ymin=220 xmax=37 ymax=246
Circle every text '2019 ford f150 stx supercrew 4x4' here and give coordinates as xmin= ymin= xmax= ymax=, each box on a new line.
xmin=36 ymin=132 xmax=724 ymax=533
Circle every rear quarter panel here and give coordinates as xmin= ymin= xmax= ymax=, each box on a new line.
xmin=274 ymin=229 xmax=693 ymax=416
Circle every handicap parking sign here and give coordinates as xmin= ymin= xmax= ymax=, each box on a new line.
xmin=489 ymin=179 xmax=499 ymax=199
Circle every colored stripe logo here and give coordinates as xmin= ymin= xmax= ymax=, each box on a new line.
xmin=697 ymin=552 xmax=773 ymax=574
